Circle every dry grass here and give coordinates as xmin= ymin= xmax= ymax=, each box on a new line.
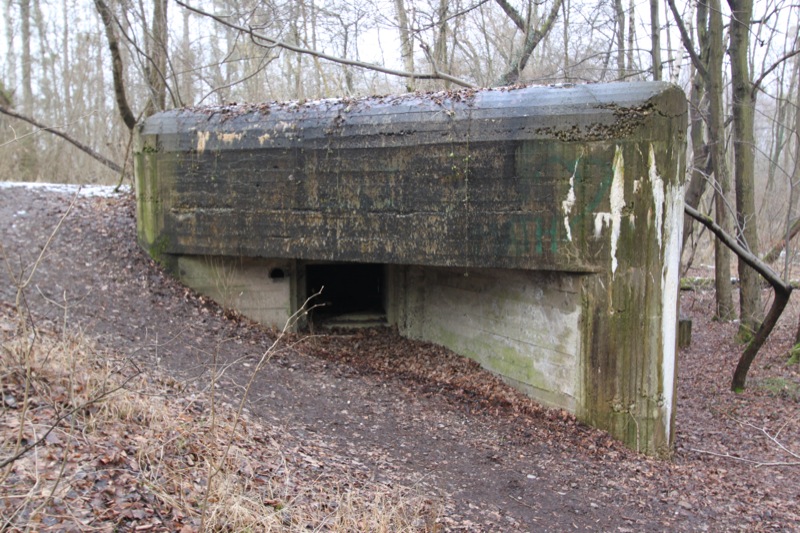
xmin=0 ymin=308 xmax=442 ymax=531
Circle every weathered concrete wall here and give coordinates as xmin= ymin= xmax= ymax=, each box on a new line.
xmin=174 ymin=256 xmax=294 ymax=327
xmin=388 ymin=266 xmax=582 ymax=411
xmin=135 ymin=83 xmax=684 ymax=272
xmin=135 ymin=82 xmax=687 ymax=455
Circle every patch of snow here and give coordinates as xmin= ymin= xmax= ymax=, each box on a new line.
xmin=0 ymin=181 xmax=130 ymax=198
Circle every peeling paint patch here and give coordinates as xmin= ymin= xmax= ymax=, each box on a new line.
xmin=196 ymin=131 xmax=211 ymax=153
xmin=218 ymin=132 xmax=244 ymax=144
xmin=561 ymin=154 xmax=581 ymax=241
xmin=609 ymin=146 xmax=626 ymax=275
xmin=594 ymin=213 xmax=611 ymax=238
xmin=258 ymin=133 xmax=271 ymax=145
xmin=649 ymin=144 xmax=665 ymax=248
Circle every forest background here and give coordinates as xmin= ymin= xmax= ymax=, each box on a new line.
xmin=1 ymin=0 xmax=799 ymax=336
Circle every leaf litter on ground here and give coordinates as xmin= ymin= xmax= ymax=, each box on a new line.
xmin=0 ymin=305 xmax=442 ymax=532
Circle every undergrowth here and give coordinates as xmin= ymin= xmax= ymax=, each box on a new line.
xmin=0 ymin=309 xmax=441 ymax=531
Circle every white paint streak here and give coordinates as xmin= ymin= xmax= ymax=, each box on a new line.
xmin=649 ymin=144 xmax=665 ymax=248
xmin=561 ymin=154 xmax=581 ymax=242
xmin=196 ymin=131 xmax=211 ymax=153
xmin=258 ymin=133 xmax=271 ymax=144
xmin=609 ymin=146 xmax=626 ymax=275
xmin=660 ymin=181 xmax=685 ymax=445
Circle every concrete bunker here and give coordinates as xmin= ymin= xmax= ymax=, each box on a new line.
xmin=134 ymin=81 xmax=687 ymax=455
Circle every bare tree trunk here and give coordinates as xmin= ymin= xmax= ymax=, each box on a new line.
xmin=562 ymin=0 xmax=569 ymax=80
xmin=94 ymin=0 xmax=137 ymax=131
xmin=708 ymin=0 xmax=736 ymax=319
xmin=783 ymin=57 xmax=800 ymax=281
xmin=663 ymin=0 xmax=678 ymax=82
xmin=61 ymin=0 xmax=71 ymax=111
xmin=309 ymin=2 xmax=325 ymax=96
xmin=434 ymin=0 xmax=449 ymax=88
xmin=33 ymin=0 xmax=61 ymax=127
xmin=667 ymin=0 xmax=735 ymax=318
xmin=650 ymin=0 xmax=662 ymax=80
xmin=4 ymin=0 xmax=16 ymax=92
xmin=144 ymin=0 xmax=168 ymax=116
xmin=20 ymin=0 xmax=33 ymax=114
xmin=763 ymin=58 xmax=795 ymax=198
xmin=495 ymin=0 xmax=563 ymax=85
xmin=394 ymin=0 xmax=415 ymax=92
xmin=179 ymin=9 xmax=193 ymax=106
xmin=613 ymin=0 xmax=625 ymax=79
xmin=626 ymin=0 xmax=635 ymax=74
xmin=293 ymin=19 xmax=303 ymax=99
xmin=682 ymin=0 xmax=710 ymax=249
xmin=683 ymin=68 xmax=710 ymax=248
xmin=727 ymin=0 xmax=763 ymax=339
xmin=791 ymin=62 xmax=800 ymax=344
xmin=18 ymin=0 xmax=37 ymax=179
xmin=340 ymin=24 xmax=355 ymax=95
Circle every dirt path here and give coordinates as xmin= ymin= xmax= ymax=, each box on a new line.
xmin=2 ymin=184 xmax=798 ymax=531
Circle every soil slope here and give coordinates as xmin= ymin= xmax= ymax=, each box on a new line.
xmin=1 ymin=184 xmax=798 ymax=531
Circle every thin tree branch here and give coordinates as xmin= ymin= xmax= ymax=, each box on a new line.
xmin=176 ymin=0 xmax=476 ymax=89
xmin=752 ymin=48 xmax=800 ymax=98
xmin=688 ymin=448 xmax=800 ymax=467
xmin=493 ymin=0 xmax=525 ymax=31
xmin=0 ymin=106 xmax=125 ymax=175
xmin=763 ymin=217 xmax=800 ymax=264
xmin=685 ymin=204 xmax=793 ymax=391
xmin=0 ymin=373 xmax=140 ymax=470
xmin=665 ymin=0 xmax=709 ymax=80
xmin=685 ymin=204 xmax=789 ymax=292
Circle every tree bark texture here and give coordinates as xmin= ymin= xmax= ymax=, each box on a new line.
xmin=650 ymin=0 xmax=661 ymax=80
xmin=708 ymin=0 xmax=735 ymax=319
xmin=682 ymin=1 xmax=710 ymax=249
xmin=94 ymin=0 xmax=137 ymax=131
xmin=727 ymin=0 xmax=763 ymax=337
xmin=393 ymin=0 xmax=415 ymax=92
xmin=144 ymin=0 xmax=168 ymax=117
xmin=20 ymin=0 xmax=33 ymax=113
xmin=614 ymin=0 xmax=625 ymax=79
xmin=495 ymin=0 xmax=563 ymax=85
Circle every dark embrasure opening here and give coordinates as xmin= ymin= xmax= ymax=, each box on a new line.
xmin=305 ymin=263 xmax=384 ymax=321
